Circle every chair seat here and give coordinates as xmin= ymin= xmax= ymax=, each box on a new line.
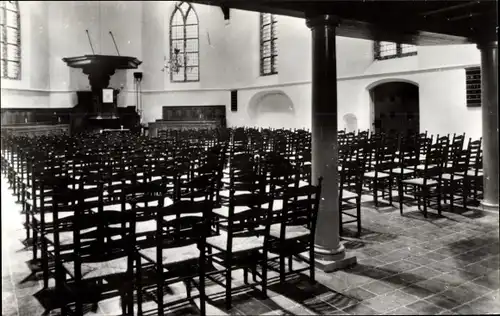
xmin=416 ymin=164 xmax=437 ymax=170
xmin=136 ymin=219 xmax=157 ymax=235
xmin=62 ymin=256 xmax=128 ymax=280
xmin=441 ymin=173 xmax=463 ymax=181
xmin=207 ymin=234 xmax=264 ymax=253
xmin=341 ymin=189 xmax=358 ymax=200
xmin=402 ymin=178 xmax=438 ymax=186
xmin=389 ymin=168 xmax=414 ymax=175
xmin=287 ymin=180 xmax=310 ymax=188
xmin=364 ymin=171 xmax=389 ymax=178
xmin=269 ymin=224 xmax=310 ymax=239
xmin=219 ymin=190 xmax=252 ymax=198
xmin=134 ymin=197 xmax=173 ymax=208
xmin=33 ymin=210 xmax=77 ymax=223
xmin=212 ymin=205 xmax=252 ymax=218
xmin=45 ymin=231 xmax=74 ymax=246
xmin=139 ymin=244 xmax=200 ymax=266
xmin=466 ymin=170 xmax=483 ymax=177
xmin=262 ymin=199 xmax=284 ymax=211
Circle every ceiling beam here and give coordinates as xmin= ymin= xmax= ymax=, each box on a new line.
xmin=220 ymin=5 xmax=230 ymax=20
xmin=419 ymin=1 xmax=481 ymax=17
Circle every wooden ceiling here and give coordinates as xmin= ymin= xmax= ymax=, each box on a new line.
xmin=192 ymin=0 xmax=498 ymax=45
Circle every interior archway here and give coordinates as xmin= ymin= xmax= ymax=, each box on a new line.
xmin=369 ymin=81 xmax=419 ymax=136
xmin=248 ymin=91 xmax=295 ymax=129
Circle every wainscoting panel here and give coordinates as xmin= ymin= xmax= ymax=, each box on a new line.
xmin=0 ymin=108 xmax=73 ymax=126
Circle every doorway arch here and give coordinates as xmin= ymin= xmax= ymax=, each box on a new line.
xmin=368 ymin=80 xmax=420 ymax=136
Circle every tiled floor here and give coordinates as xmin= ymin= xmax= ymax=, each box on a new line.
xmin=2 ymin=174 xmax=499 ymax=315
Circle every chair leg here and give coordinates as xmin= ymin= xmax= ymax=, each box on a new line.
xmin=199 ymin=277 xmax=206 ymax=316
xmin=243 ymin=268 xmax=248 ymax=285
xmin=462 ymin=181 xmax=468 ymax=208
xmin=288 ymin=255 xmax=293 ymax=273
xmin=157 ymin=276 xmax=164 ymax=316
xmin=261 ymin=256 xmax=268 ymax=299
xmin=136 ymin=258 xmax=143 ymax=316
xmin=279 ymin=254 xmax=285 ymax=284
xmin=398 ymin=182 xmax=404 ymax=215
xmin=308 ymin=246 xmax=315 ymax=284
xmin=225 ymin=268 xmax=232 ymax=310
xmin=423 ymin=196 xmax=428 ymax=218
xmin=373 ymin=179 xmax=378 ymax=207
xmin=356 ymin=197 xmax=361 ymax=237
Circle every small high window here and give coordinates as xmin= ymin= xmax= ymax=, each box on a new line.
xmin=374 ymin=41 xmax=417 ymax=60
xmin=465 ymin=66 xmax=481 ymax=107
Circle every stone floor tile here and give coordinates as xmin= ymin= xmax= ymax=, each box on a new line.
xmin=319 ymin=292 xmax=359 ymax=310
xmin=399 ymin=283 xmax=437 ymax=300
xmin=384 ymin=306 xmax=416 ymax=315
xmin=343 ymin=287 xmax=377 ymax=301
xmin=440 ymin=281 xmax=492 ymax=305
xmin=357 ymin=258 xmax=385 ymax=269
xmin=425 ymin=251 xmax=451 ymax=262
xmin=342 ymin=303 xmax=380 ymax=315
xmin=408 ymin=278 xmax=450 ymax=296
xmin=379 ymin=260 xmax=421 ymax=274
xmin=451 ymin=303 xmax=484 ymax=315
xmin=425 ymin=294 xmax=461 ymax=310
xmin=361 ymin=280 xmax=399 ymax=295
xmin=362 ymin=290 xmax=418 ymax=314
xmin=432 ymin=271 xmax=473 ymax=288
xmin=464 ymin=261 xmax=496 ymax=277
xmin=466 ymin=291 xmax=500 ymax=314
xmin=407 ymin=299 xmax=445 ymax=314
xmin=406 ymin=255 xmax=436 ymax=267
xmin=375 ymin=249 xmax=414 ymax=264
xmin=471 ymin=270 xmax=500 ymax=290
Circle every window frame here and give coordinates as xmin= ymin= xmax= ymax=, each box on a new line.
xmin=169 ymin=2 xmax=199 ymax=83
xmin=373 ymin=41 xmax=417 ymax=61
xmin=1 ymin=1 xmax=21 ymax=80
xmin=465 ymin=66 xmax=482 ymax=107
xmin=260 ymin=12 xmax=278 ymax=76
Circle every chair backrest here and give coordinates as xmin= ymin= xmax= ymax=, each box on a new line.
xmin=422 ymin=143 xmax=445 ymax=179
xmin=340 ymin=160 xmax=364 ymax=194
xmin=276 ymin=178 xmax=323 ymax=239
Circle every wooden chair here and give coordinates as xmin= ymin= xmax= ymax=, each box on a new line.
xmin=268 ymin=178 xmax=323 ymax=284
xmin=399 ymin=143 xmax=445 ymax=218
xmin=53 ymin=178 xmax=135 ymax=315
xmin=205 ymin=181 xmax=274 ymax=309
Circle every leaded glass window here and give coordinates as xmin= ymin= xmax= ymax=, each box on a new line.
xmin=260 ymin=13 xmax=277 ymax=76
xmin=374 ymin=41 xmax=417 ymax=60
xmin=170 ymin=2 xmax=199 ymax=82
xmin=1 ymin=1 xmax=20 ymax=80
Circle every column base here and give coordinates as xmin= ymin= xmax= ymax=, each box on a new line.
xmin=480 ymin=200 xmax=499 ymax=212
xmin=299 ymin=243 xmax=357 ymax=273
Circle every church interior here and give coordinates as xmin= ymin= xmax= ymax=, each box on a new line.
xmin=1 ymin=1 xmax=499 ymax=315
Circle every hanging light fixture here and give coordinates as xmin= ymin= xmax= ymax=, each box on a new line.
xmin=162 ymin=48 xmax=189 ymax=73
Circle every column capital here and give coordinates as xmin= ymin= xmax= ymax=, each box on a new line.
xmin=306 ymin=14 xmax=339 ymax=29
xmin=477 ymin=41 xmax=498 ymax=50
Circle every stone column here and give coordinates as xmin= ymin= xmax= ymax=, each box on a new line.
xmin=306 ymin=15 xmax=356 ymax=271
xmin=478 ymin=41 xmax=499 ymax=211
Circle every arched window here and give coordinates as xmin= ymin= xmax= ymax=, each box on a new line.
xmin=170 ymin=2 xmax=199 ymax=82
xmin=1 ymin=1 xmax=21 ymax=80
xmin=260 ymin=12 xmax=277 ymax=76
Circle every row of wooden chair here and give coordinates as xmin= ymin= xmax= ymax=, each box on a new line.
xmin=1 ymin=128 xmax=320 ymax=316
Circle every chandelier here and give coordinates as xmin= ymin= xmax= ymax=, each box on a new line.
xmin=162 ymin=48 xmax=188 ymax=73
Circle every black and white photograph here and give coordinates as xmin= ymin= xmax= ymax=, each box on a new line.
xmin=1 ymin=0 xmax=498 ymax=315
